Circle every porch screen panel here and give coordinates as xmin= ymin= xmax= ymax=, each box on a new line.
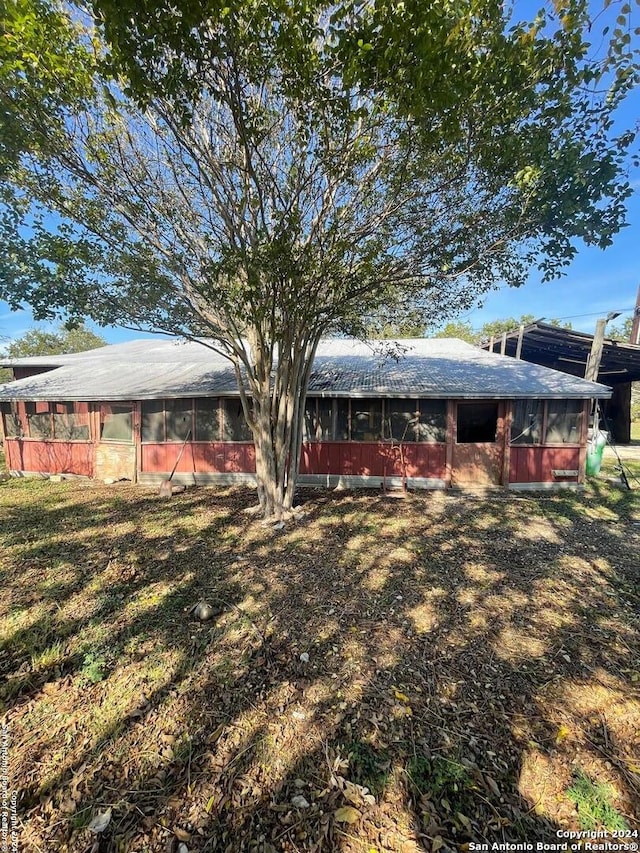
xmin=351 ymin=399 xmax=383 ymax=441
xmin=195 ymin=398 xmax=220 ymax=441
xmin=387 ymin=399 xmax=418 ymax=441
xmin=304 ymin=398 xmax=332 ymax=441
xmin=0 ymin=402 xmax=21 ymax=437
xmin=222 ymin=399 xmax=251 ymax=441
xmin=336 ymin=400 xmax=349 ymax=440
xmin=166 ymin=399 xmax=193 ymax=441
xmin=51 ymin=402 xmax=90 ymax=440
xmin=27 ymin=401 xmax=52 ymax=439
xmin=141 ymin=401 xmax=164 ymax=442
xmin=511 ymin=399 xmax=543 ymax=445
xmin=416 ymin=400 xmax=446 ymax=442
xmin=545 ymin=400 xmax=583 ymax=444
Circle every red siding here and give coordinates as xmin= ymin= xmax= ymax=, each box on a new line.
xmin=4 ymin=439 xmax=93 ymax=476
xmin=509 ymin=446 xmax=580 ymax=483
xmin=141 ymin=441 xmax=446 ymax=479
xmin=141 ymin=442 xmax=256 ymax=474
xmin=299 ymin=442 xmax=446 ymax=479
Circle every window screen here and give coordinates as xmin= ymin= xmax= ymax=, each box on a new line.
xmin=387 ymin=399 xmax=419 ymax=441
xmin=195 ymin=398 xmax=220 ymax=441
xmin=26 ymin=402 xmax=52 ymax=439
xmin=52 ymin=402 xmax=89 ymax=440
xmin=511 ymin=399 xmax=543 ymax=445
xmin=1 ymin=402 xmax=22 ymax=437
xmin=222 ymin=399 xmax=251 ymax=441
xmin=416 ymin=400 xmax=447 ymax=442
xmin=336 ymin=400 xmax=349 ymax=440
xmin=166 ymin=399 xmax=192 ymax=441
xmin=141 ymin=401 xmax=165 ymax=442
xmin=304 ymin=398 xmax=333 ymax=441
xmin=101 ymin=405 xmax=133 ymax=442
xmin=545 ymin=400 xmax=583 ymax=444
xmin=351 ymin=399 xmax=383 ymax=441
xmin=456 ymin=402 xmax=498 ymax=444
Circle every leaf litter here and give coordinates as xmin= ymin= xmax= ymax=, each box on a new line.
xmin=0 ymin=478 xmax=638 ymax=850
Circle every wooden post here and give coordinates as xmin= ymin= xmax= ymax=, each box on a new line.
xmin=501 ymin=402 xmax=513 ymax=486
xmin=500 ymin=332 xmax=507 ymax=355
xmin=515 ymin=325 xmax=525 ymax=360
xmin=488 ymin=335 xmax=494 ymax=352
xmin=585 ymin=319 xmax=606 ymax=382
xmin=630 ymin=284 xmax=640 ymax=346
xmin=445 ymin=400 xmax=455 ymax=488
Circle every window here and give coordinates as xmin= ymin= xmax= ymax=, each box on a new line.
xmin=195 ymin=398 xmax=220 ymax=441
xmin=546 ymin=400 xmax=583 ymax=444
xmin=511 ymin=399 xmax=543 ymax=445
xmin=304 ymin=398 xmax=333 ymax=441
xmin=165 ymin=399 xmax=192 ymax=441
xmin=0 ymin=402 xmax=22 ymax=438
xmin=101 ymin=405 xmax=133 ymax=442
xmin=141 ymin=401 xmax=165 ymax=442
xmin=456 ymin=402 xmax=498 ymax=443
xmin=221 ymin=399 xmax=251 ymax=441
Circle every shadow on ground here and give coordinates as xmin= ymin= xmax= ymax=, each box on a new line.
xmin=1 ymin=477 xmax=638 ymax=851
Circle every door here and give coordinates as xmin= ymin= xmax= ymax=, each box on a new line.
xmin=94 ymin=404 xmax=137 ymax=481
xmin=451 ymin=401 xmax=504 ymax=486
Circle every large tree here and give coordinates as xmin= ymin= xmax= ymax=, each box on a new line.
xmin=0 ymin=0 xmax=638 ymax=516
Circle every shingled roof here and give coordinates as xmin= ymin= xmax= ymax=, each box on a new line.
xmin=0 ymin=337 xmax=611 ymax=401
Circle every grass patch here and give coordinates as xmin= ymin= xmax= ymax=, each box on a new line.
xmin=566 ymin=770 xmax=629 ymax=831
xmin=347 ymin=739 xmax=391 ymax=795
xmin=406 ymin=754 xmax=472 ymax=807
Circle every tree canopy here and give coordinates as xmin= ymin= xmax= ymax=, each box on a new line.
xmin=0 ymin=0 xmax=638 ymax=514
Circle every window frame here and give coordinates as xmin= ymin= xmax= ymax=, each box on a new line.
xmin=509 ymin=399 xmax=585 ymax=447
xmin=2 ymin=401 xmax=90 ymax=442
xmin=303 ymin=398 xmax=447 ymax=443
xmin=140 ymin=397 xmax=253 ymax=444
xmin=99 ymin=404 xmax=134 ymax=444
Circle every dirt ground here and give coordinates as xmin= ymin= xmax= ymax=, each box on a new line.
xmin=0 ymin=477 xmax=638 ymax=852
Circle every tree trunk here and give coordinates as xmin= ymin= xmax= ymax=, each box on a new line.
xmin=243 ymin=329 xmax=319 ymax=519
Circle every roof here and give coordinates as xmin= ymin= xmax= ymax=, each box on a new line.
xmin=0 ymin=336 xmax=611 ymax=401
xmin=479 ymin=321 xmax=640 ymax=383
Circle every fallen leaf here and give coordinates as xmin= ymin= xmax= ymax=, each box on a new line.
xmin=174 ymin=827 xmax=191 ymax=842
xmin=88 ymin=808 xmax=112 ymax=834
xmin=334 ymin=806 xmax=361 ymax=823
xmin=394 ymin=689 xmax=410 ymax=703
xmin=432 ymin=836 xmax=445 ymax=852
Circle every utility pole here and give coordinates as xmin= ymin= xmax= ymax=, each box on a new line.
xmin=585 ymin=312 xmax=620 ymax=382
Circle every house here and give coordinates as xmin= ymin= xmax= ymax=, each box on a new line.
xmin=480 ymin=321 xmax=640 ymax=444
xmin=0 ymin=337 xmax=611 ymax=490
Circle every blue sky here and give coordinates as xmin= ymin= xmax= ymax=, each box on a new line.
xmin=1 ymin=3 xmax=638 ymax=345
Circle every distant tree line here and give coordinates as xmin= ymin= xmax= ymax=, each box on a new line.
xmin=0 ymin=324 xmax=106 ymax=383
